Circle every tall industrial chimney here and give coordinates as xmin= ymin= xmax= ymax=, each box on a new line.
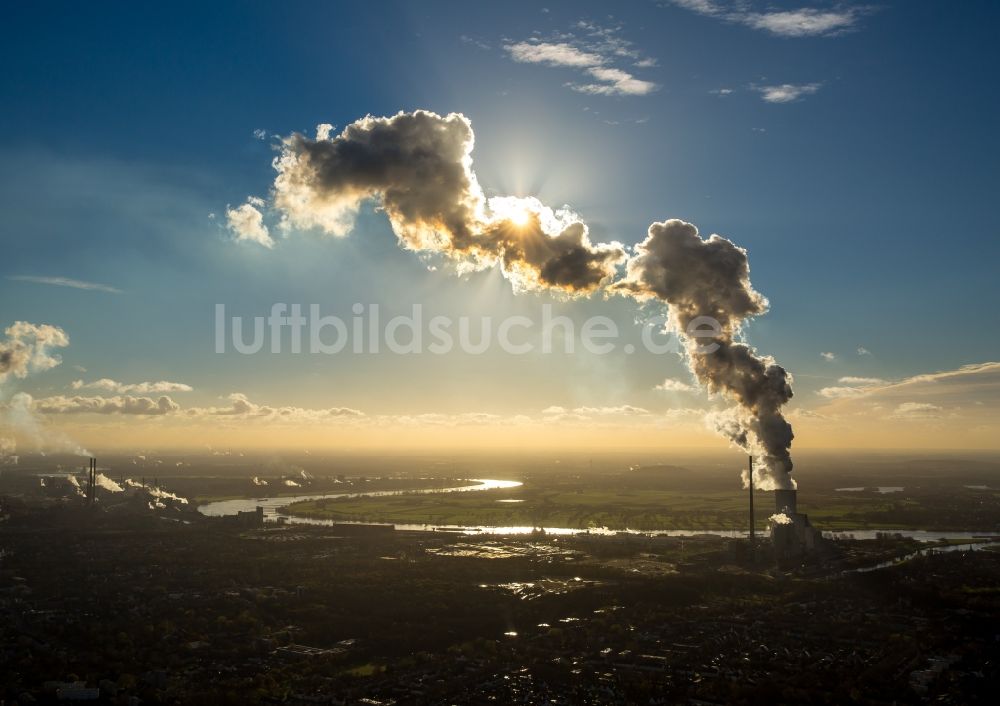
xmin=87 ymin=458 xmax=96 ymax=504
xmin=748 ymin=456 xmax=755 ymax=547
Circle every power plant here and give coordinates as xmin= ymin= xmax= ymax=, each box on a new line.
xmin=769 ymin=486 xmax=822 ymax=559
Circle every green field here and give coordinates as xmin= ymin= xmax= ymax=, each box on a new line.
xmin=280 ymin=483 xmax=1000 ymax=531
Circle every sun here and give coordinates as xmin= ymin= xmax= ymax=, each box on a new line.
xmin=488 ymin=196 xmax=536 ymax=228
xmin=509 ymin=206 xmax=532 ymax=227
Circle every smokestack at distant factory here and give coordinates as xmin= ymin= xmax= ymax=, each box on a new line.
xmin=748 ymin=456 xmax=755 ymax=547
xmin=87 ymin=457 xmax=96 ymax=504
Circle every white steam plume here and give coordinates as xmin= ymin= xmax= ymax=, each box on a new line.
xmin=237 ymin=112 xmax=794 ymax=489
xmin=612 ymin=219 xmax=794 ymax=490
xmin=3 ymin=393 xmax=91 ymax=457
xmin=94 ymin=472 xmax=123 ymax=493
xmin=260 ymin=110 xmax=626 ymax=294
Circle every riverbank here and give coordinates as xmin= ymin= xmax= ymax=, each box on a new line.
xmin=276 ymin=482 xmax=1000 ymax=534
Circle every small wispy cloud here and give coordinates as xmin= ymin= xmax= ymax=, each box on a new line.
xmin=502 ymin=20 xmax=658 ymax=97
xmin=755 ymin=82 xmax=822 ymax=103
xmin=839 ymin=376 xmax=888 ymax=386
xmin=668 ymin=1 xmax=864 ymax=38
xmin=33 ymin=394 xmax=181 ymax=416
xmin=743 ymin=9 xmax=861 ymax=38
xmin=817 ymin=376 xmax=887 ymax=399
xmin=821 ymin=351 xmax=836 ymax=361
xmin=889 ymin=401 xmax=943 ymax=420
xmin=857 ymin=346 xmax=871 ymax=355
xmin=570 ymin=67 xmax=658 ymax=96
xmin=655 ymin=378 xmax=697 ymax=393
xmin=817 ymin=385 xmax=865 ymax=399
xmin=72 ymin=378 xmax=193 ymax=394
xmin=8 ymin=275 xmax=122 ymax=294
xmin=507 ymin=41 xmax=603 ymax=68
xmin=459 ymin=34 xmax=492 ymax=50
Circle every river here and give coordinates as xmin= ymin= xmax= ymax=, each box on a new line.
xmin=196 ymin=479 xmax=999 ymax=542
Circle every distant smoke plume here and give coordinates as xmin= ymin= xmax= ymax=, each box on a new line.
xmin=259 ymin=110 xmax=625 ymax=294
xmin=0 ymin=436 xmax=16 ymax=466
xmin=612 ymin=219 xmax=794 ymax=490
xmin=0 ymin=321 xmax=69 ymax=383
xmin=4 ymin=393 xmax=91 ymax=456
xmin=66 ymin=473 xmax=84 ymax=495
xmin=94 ymin=472 xmax=123 ymax=493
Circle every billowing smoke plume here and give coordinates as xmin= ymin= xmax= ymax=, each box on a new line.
xmin=240 ymin=112 xmax=794 ymax=489
xmin=4 ymin=393 xmax=91 ymax=456
xmin=612 ymin=219 xmax=794 ymax=490
xmin=261 ymin=110 xmax=625 ymax=294
xmin=94 ymin=472 xmax=123 ymax=493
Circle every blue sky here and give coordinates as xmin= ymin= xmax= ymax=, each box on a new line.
xmin=1 ymin=1 xmax=998 ymax=452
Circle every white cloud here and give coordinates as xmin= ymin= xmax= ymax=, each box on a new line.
xmin=668 ymin=1 xmax=862 ymax=38
xmin=8 ymin=275 xmax=122 ymax=294
xmin=502 ymin=22 xmax=658 ymax=98
xmin=821 ymin=351 xmax=836 ymax=361
xmin=71 ymin=378 xmax=193 ymax=394
xmin=817 ymin=362 xmax=1000 ymax=419
xmin=506 ymin=41 xmax=604 ymax=68
xmin=743 ymin=9 xmax=859 ymax=38
xmin=655 ymin=378 xmax=697 ymax=393
xmin=817 ymin=377 xmax=888 ymax=399
xmin=571 ymin=67 xmax=658 ymax=96
xmin=32 ymin=394 xmax=180 ymax=415
xmin=226 ymin=200 xmax=274 ymax=248
xmin=187 ymin=392 xmax=364 ymax=421
xmin=574 ymin=405 xmax=650 ymax=416
xmin=838 ymin=376 xmax=887 ymax=386
xmin=818 ymin=386 xmax=866 ymax=399
xmin=890 ymin=402 xmax=943 ymax=420
xmin=756 ymin=83 xmax=822 ymax=103
xmin=857 ymin=346 xmax=871 ymax=355
xmin=0 ymin=321 xmax=70 ymax=383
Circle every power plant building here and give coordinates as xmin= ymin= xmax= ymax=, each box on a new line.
xmin=769 ymin=489 xmax=821 ymax=559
